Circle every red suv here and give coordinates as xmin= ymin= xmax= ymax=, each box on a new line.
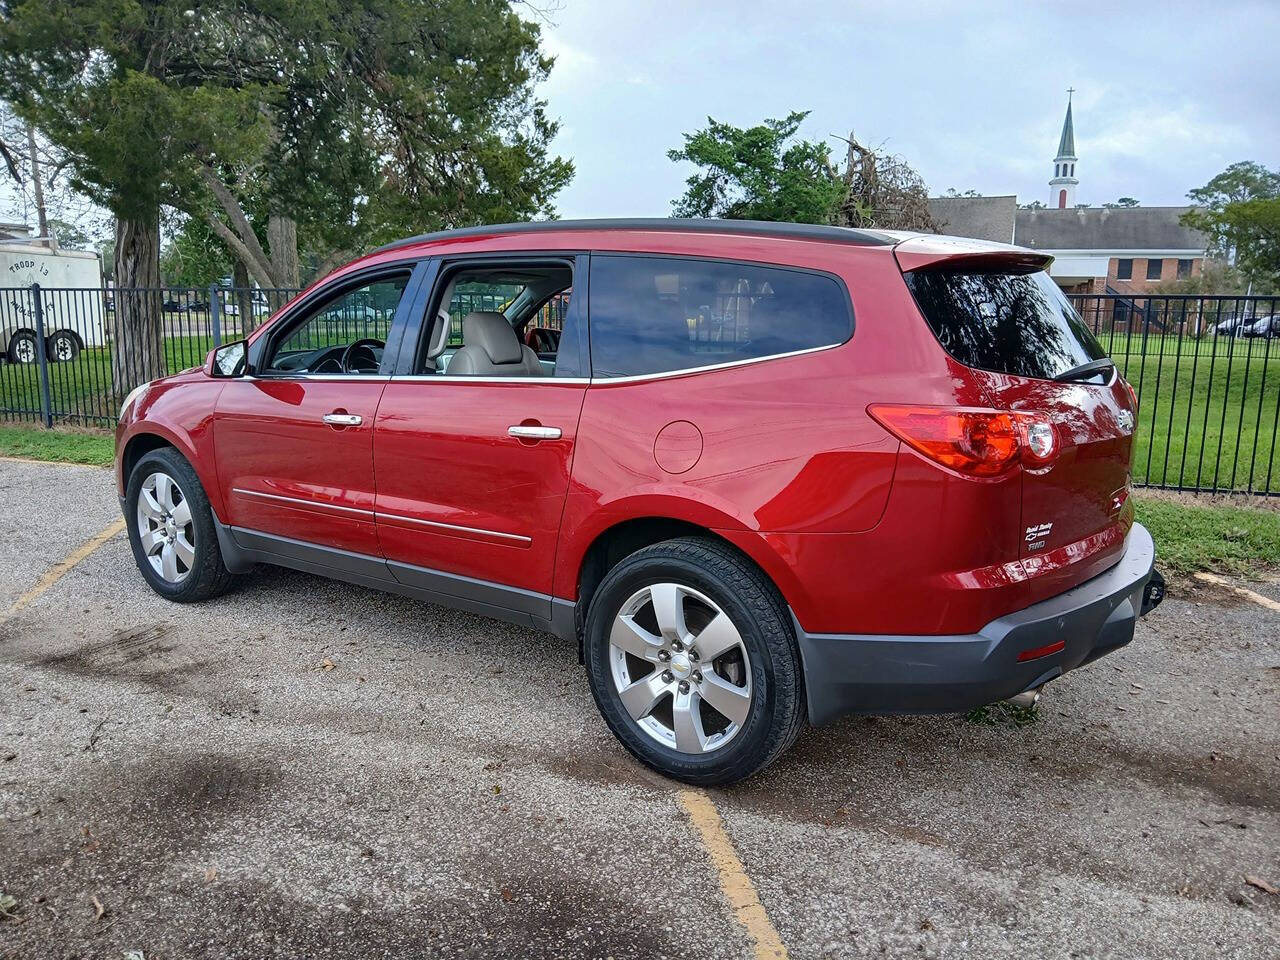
xmin=116 ymin=220 xmax=1163 ymax=784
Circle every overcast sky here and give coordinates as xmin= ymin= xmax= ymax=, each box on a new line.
xmin=537 ymin=0 xmax=1280 ymax=218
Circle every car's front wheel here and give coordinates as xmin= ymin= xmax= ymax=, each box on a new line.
xmin=125 ymin=447 xmax=234 ymax=602
xmin=584 ymin=537 xmax=806 ymax=785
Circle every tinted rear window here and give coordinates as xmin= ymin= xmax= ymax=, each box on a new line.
xmin=589 ymin=255 xmax=852 ymax=378
xmin=904 ymin=267 xmax=1106 ymax=380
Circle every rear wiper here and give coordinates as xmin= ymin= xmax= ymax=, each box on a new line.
xmin=1053 ymin=358 xmax=1115 ymax=383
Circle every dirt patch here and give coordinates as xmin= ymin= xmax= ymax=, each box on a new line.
xmin=26 ymin=621 xmax=212 ymax=691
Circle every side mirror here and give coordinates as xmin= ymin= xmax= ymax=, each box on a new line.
xmin=207 ymin=340 xmax=248 ymax=378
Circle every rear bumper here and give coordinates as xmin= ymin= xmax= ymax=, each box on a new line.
xmin=796 ymin=523 xmax=1158 ymax=725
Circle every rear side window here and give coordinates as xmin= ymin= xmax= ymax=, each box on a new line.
xmin=904 ymin=267 xmax=1106 ymax=380
xmin=588 ymin=255 xmax=852 ymax=379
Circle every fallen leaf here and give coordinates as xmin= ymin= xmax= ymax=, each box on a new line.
xmin=492 ymin=784 xmax=502 ymax=795
xmin=1246 ymin=875 xmax=1278 ymax=895
xmin=320 ymin=658 xmax=336 ymax=672
xmin=91 ymin=895 xmax=106 ymax=921
xmin=123 ymin=951 xmax=145 ymax=960
xmin=501 ymin=888 xmax=513 ymax=902
xmin=0 ymin=893 xmax=19 ymax=920
xmin=204 ymin=867 xmax=217 ymax=883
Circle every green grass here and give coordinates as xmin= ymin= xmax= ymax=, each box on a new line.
xmin=0 ymin=335 xmax=214 ymax=424
xmin=1136 ymin=495 xmax=1280 ymax=578
xmin=1094 ymin=332 xmax=1280 ymax=494
xmin=0 ymin=424 xmax=114 ymax=466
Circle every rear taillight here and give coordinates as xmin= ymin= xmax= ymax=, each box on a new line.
xmin=1122 ymin=377 xmax=1138 ymax=412
xmin=868 ymin=404 xmax=1058 ymax=479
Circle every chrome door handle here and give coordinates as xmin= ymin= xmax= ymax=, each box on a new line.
xmin=323 ymin=413 xmax=363 ymax=427
xmin=508 ymin=424 xmax=561 ymax=440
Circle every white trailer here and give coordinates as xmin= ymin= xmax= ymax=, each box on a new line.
xmin=1 ymin=242 xmax=106 ymax=364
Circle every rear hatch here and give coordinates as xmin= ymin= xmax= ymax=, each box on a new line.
xmin=897 ymin=244 xmax=1136 ymax=562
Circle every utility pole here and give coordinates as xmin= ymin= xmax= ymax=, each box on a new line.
xmin=24 ymin=122 xmax=55 ymax=251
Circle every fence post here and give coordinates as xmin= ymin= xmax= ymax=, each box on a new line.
xmin=30 ymin=283 xmax=53 ymax=429
xmin=210 ymin=283 xmax=221 ymax=348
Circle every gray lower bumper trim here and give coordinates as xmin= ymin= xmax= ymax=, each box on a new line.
xmin=795 ymin=523 xmax=1157 ymax=725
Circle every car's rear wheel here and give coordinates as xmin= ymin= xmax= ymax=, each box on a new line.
xmin=125 ymin=447 xmax=234 ymax=602
xmin=584 ymin=537 xmax=805 ymax=785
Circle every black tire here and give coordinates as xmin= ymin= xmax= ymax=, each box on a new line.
xmin=46 ymin=330 xmax=80 ymax=363
xmin=125 ymin=446 xmax=235 ymax=602
xmin=584 ymin=536 xmax=806 ymax=785
xmin=7 ymin=330 xmax=37 ymax=364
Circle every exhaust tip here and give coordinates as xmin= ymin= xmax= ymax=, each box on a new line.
xmin=1005 ymin=686 xmax=1043 ymax=709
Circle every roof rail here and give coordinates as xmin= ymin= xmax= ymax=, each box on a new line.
xmin=372 ymin=218 xmax=900 ymax=254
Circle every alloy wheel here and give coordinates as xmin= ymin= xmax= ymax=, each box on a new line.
xmin=136 ymin=471 xmax=195 ymax=583
xmin=608 ymin=582 xmax=753 ymax=754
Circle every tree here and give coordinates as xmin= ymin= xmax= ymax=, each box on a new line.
xmin=944 ymin=188 xmax=983 ymax=198
xmin=194 ymin=0 xmax=572 ymax=290
xmin=0 ymin=2 xmax=274 ymax=389
xmin=160 ymin=215 xmax=231 ymax=288
xmin=831 ymin=133 xmax=938 ymax=232
xmin=1020 ymin=200 xmax=1046 ymax=210
xmin=1103 ymin=197 xmax=1140 ymax=208
xmin=668 ymin=112 xmax=844 ymax=223
xmin=1183 ymin=162 xmax=1280 ymax=286
xmin=668 ymin=113 xmax=937 ymax=231
xmin=1 ymin=1 xmax=572 ymax=391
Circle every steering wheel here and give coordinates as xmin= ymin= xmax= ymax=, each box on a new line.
xmin=340 ymin=338 xmax=385 ymax=374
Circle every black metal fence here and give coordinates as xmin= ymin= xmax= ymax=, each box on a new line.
xmin=2 ymin=284 xmax=1278 ymax=495
xmin=1067 ymin=294 xmax=1280 ymax=496
xmin=0 ymin=284 xmax=300 ymax=428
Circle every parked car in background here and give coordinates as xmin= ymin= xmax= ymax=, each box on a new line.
xmin=1214 ymin=316 xmax=1250 ymax=336
xmin=116 ymin=219 xmax=1164 ymax=784
xmin=1242 ymin=315 xmax=1279 ymax=338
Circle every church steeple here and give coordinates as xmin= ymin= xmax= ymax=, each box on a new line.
xmin=1049 ymin=89 xmax=1078 ymax=208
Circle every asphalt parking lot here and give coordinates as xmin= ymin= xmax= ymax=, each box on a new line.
xmin=1 ymin=458 xmax=1277 ymax=959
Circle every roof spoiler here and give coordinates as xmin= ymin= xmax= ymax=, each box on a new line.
xmin=893 ymin=234 xmax=1053 ymax=274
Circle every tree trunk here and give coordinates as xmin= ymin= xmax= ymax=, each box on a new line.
xmin=267 ymin=214 xmax=300 ymax=289
xmin=233 ymin=259 xmax=254 ymax=338
xmin=111 ymin=214 xmax=164 ymax=395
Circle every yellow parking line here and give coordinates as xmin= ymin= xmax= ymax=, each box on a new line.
xmin=3 ymin=518 xmax=125 ymax=621
xmin=1193 ymin=572 xmax=1280 ymax=613
xmin=678 ymin=789 xmax=788 ymax=959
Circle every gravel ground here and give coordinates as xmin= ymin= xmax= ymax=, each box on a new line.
xmin=1 ymin=458 xmax=1277 ymax=959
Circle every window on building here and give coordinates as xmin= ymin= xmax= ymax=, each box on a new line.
xmin=1146 ymin=258 xmax=1163 ymax=281
xmin=1116 ymin=259 xmax=1133 ymax=280
xmin=1177 ymin=259 xmax=1193 ymax=279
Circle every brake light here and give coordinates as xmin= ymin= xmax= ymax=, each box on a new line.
xmin=868 ymin=404 xmax=1058 ymax=478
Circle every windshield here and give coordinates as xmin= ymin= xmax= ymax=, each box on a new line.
xmin=904 ymin=267 xmax=1107 ymax=380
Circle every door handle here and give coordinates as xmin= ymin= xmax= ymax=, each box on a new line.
xmin=323 ymin=413 xmax=363 ymax=427
xmin=508 ymin=424 xmax=561 ymax=440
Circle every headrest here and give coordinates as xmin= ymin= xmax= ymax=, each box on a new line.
xmin=427 ymin=309 xmax=451 ymax=359
xmin=462 ymin=311 xmax=522 ymax=365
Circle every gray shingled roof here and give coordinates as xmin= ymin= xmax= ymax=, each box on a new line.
xmin=1014 ymin=206 xmax=1207 ymax=251
xmin=927 ymin=196 xmax=1017 ymax=243
xmin=1056 ymin=101 xmax=1075 ymax=159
